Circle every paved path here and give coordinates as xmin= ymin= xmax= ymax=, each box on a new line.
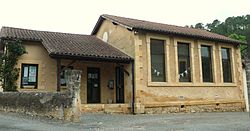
xmin=0 ymin=112 xmax=250 ymax=131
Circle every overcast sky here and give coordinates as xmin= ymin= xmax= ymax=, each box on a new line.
xmin=0 ymin=0 xmax=249 ymax=34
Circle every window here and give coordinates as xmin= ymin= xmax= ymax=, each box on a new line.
xmin=221 ymin=48 xmax=232 ymax=82
xmin=60 ymin=66 xmax=73 ymax=86
xmin=21 ymin=64 xmax=38 ymax=88
xmin=150 ymin=39 xmax=166 ymax=82
xmin=178 ymin=42 xmax=191 ymax=82
xmin=201 ymin=45 xmax=213 ymax=82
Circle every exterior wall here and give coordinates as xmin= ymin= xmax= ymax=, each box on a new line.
xmin=94 ymin=20 xmax=245 ymax=113
xmin=61 ymin=60 xmax=132 ymax=104
xmin=243 ymin=68 xmax=249 ymax=112
xmin=16 ymin=42 xmax=132 ymax=106
xmin=95 ymin=20 xmax=135 ymax=57
xmin=133 ymin=32 xmax=245 ymax=113
xmin=16 ymin=41 xmax=57 ymax=91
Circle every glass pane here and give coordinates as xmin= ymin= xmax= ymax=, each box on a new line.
xmin=150 ymin=39 xmax=166 ymax=82
xmin=221 ymin=48 xmax=232 ymax=82
xmin=23 ymin=67 xmax=28 ymax=77
xmin=178 ymin=42 xmax=191 ymax=82
xmin=22 ymin=77 xmax=28 ymax=85
xmin=221 ymin=48 xmax=229 ymax=59
xmin=28 ymin=66 xmax=37 ymax=82
xmin=201 ymin=46 xmax=213 ymax=82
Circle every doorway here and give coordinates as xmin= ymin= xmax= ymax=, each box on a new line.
xmin=87 ymin=67 xmax=100 ymax=103
xmin=116 ymin=66 xmax=124 ymax=103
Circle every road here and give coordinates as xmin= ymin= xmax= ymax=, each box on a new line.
xmin=0 ymin=112 xmax=250 ymax=131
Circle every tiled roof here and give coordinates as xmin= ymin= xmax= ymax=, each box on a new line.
xmin=92 ymin=14 xmax=245 ymax=45
xmin=0 ymin=27 xmax=133 ymax=62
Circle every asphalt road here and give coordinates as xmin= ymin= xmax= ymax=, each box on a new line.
xmin=0 ymin=112 xmax=250 ymax=131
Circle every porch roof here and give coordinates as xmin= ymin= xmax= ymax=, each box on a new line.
xmin=0 ymin=26 xmax=133 ymax=63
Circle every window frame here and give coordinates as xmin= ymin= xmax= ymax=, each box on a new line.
xmin=220 ymin=47 xmax=233 ymax=83
xmin=177 ymin=42 xmax=192 ymax=82
xmin=200 ymin=45 xmax=214 ymax=83
xmin=146 ymin=35 xmax=170 ymax=86
xmin=150 ymin=38 xmax=166 ymax=82
xmin=20 ymin=63 xmax=39 ymax=89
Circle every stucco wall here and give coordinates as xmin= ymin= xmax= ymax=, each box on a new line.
xmin=15 ymin=42 xmax=132 ymax=104
xmin=95 ymin=20 xmax=135 ymax=57
xmin=17 ymin=42 xmax=57 ymax=91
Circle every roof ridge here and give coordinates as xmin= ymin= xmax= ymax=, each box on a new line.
xmin=102 ymin=14 xmax=210 ymax=32
xmin=1 ymin=26 xmax=88 ymax=36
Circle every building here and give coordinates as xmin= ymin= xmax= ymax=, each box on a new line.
xmin=0 ymin=14 xmax=246 ymax=113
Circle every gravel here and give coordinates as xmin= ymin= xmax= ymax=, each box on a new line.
xmin=0 ymin=112 xmax=250 ymax=131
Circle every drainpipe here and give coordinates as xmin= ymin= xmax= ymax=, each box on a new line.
xmin=131 ymin=60 xmax=135 ymax=115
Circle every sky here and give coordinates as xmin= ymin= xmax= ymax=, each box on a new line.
xmin=0 ymin=0 xmax=249 ymax=34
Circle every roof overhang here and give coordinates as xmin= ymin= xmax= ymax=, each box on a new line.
xmin=49 ymin=53 xmax=133 ymax=64
xmin=136 ymin=29 xmax=247 ymax=46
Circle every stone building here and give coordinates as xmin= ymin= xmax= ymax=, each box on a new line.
xmin=0 ymin=14 xmax=246 ymax=114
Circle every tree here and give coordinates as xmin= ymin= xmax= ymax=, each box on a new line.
xmin=194 ymin=23 xmax=204 ymax=29
xmin=206 ymin=19 xmax=220 ymax=31
xmin=228 ymin=34 xmax=247 ymax=57
xmin=0 ymin=40 xmax=26 ymax=91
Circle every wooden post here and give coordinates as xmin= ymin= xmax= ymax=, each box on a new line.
xmin=57 ymin=59 xmax=61 ymax=92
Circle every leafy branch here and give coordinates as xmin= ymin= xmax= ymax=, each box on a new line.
xmin=0 ymin=40 xmax=26 ymax=92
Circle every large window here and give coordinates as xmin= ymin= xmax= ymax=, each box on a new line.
xmin=221 ymin=48 xmax=232 ymax=82
xmin=21 ymin=64 xmax=38 ymax=88
xmin=60 ymin=66 xmax=73 ymax=86
xmin=150 ymin=39 xmax=166 ymax=82
xmin=178 ymin=42 xmax=191 ymax=82
xmin=201 ymin=45 xmax=213 ymax=82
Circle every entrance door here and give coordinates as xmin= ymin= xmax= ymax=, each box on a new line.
xmin=87 ymin=68 xmax=100 ymax=103
xmin=116 ymin=66 xmax=124 ymax=103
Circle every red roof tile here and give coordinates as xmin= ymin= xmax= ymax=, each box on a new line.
xmin=0 ymin=27 xmax=133 ymax=62
xmin=92 ymin=14 xmax=245 ymax=45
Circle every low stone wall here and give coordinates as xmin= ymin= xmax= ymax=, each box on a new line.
xmin=0 ymin=91 xmax=77 ymax=121
xmin=144 ymin=103 xmax=244 ymax=114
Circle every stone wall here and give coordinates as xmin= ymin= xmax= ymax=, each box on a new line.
xmin=0 ymin=70 xmax=82 ymax=122
xmin=0 ymin=91 xmax=75 ymax=120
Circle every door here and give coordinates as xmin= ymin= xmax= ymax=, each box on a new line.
xmin=116 ymin=66 xmax=124 ymax=103
xmin=87 ymin=68 xmax=100 ymax=103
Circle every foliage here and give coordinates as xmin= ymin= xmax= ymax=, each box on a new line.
xmin=0 ymin=40 xmax=26 ymax=92
xmin=194 ymin=23 xmax=205 ymax=29
xmin=189 ymin=14 xmax=250 ymax=57
xmin=190 ymin=15 xmax=250 ymax=43
xmin=228 ymin=34 xmax=247 ymax=57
